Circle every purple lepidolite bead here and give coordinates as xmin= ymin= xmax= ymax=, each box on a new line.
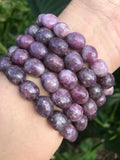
xmin=66 ymin=32 xmax=86 ymax=50
xmin=74 ymin=114 xmax=88 ymax=131
xmin=52 ymin=88 xmax=72 ymax=109
xmin=81 ymin=45 xmax=98 ymax=63
xmin=35 ymin=96 xmax=54 ymax=118
xmin=70 ymin=85 xmax=89 ymax=104
xmin=103 ymin=86 xmax=114 ymax=95
xmin=48 ymin=110 xmax=68 ymax=131
xmin=64 ymin=51 xmax=83 ymax=72
xmin=58 ymin=69 xmax=78 ymax=90
xmin=19 ymin=80 xmax=39 ymax=100
xmin=42 ymin=14 xmax=59 ymax=29
xmin=96 ymin=95 xmax=106 ymax=107
xmin=16 ymin=35 xmax=22 ymax=46
xmin=49 ymin=37 xmax=68 ymax=56
xmin=0 ymin=56 xmax=12 ymax=71
xmin=24 ymin=58 xmax=45 ymax=77
xmin=91 ymin=59 xmax=108 ymax=77
xmin=65 ymin=103 xmax=83 ymax=122
xmin=78 ymin=67 xmax=96 ymax=87
xmin=8 ymin=46 xmax=18 ymax=57
xmin=27 ymin=25 xmax=39 ymax=38
xmin=60 ymin=124 xmax=78 ymax=142
xmin=36 ymin=27 xmax=54 ymax=44
xmin=12 ymin=48 xmax=29 ymax=65
xmin=36 ymin=14 xmax=45 ymax=26
xmin=53 ymin=22 xmax=70 ymax=38
xmin=6 ymin=65 xmax=25 ymax=84
xmin=29 ymin=41 xmax=48 ymax=59
xmin=41 ymin=72 xmax=59 ymax=93
xmin=44 ymin=53 xmax=64 ymax=72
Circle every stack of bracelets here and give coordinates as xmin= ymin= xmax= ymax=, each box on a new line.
xmin=0 ymin=13 xmax=115 ymax=142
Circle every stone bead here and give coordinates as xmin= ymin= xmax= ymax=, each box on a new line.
xmin=98 ymin=73 xmax=115 ymax=89
xmin=24 ymin=28 xmax=29 ymax=35
xmin=53 ymin=22 xmax=70 ymax=38
xmin=74 ymin=114 xmax=88 ymax=131
xmin=49 ymin=37 xmax=68 ymax=56
xmin=12 ymin=48 xmax=29 ymax=65
xmin=8 ymin=46 xmax=18 ymax=57
xmin=16 ymin=35 xmax=22 ymax=46
xmin=64 ymin=51 xmax=83 ymax=72
xmin=96 ymin=95 xmax=106 ymax=107
xmin=52 ymin=88 xmax=72 ymax=109
xmin=81 ymin=45 xmax=98 ymax=63
xmin=58 ymin=69 xmax=78 ymax=90
xmin=24 ymin=58 xmax=45 ymax=77
xmin=36 ymin=14 xmax=45 ymax=26
xmin=0 ymin=56 xmax=12 ymax=71
xmin=78 ymin=67 xmax=96 ymax=87
xmin=36 ymin=27 xmax=54 ymax=44
xmin=66 ymin=32 xmax=86 ymax=50
xmin=60 ymin=124 xmax=78 ymax=142
xmin=6 ymin=65 xmax=25 ymax=84
xmin=41 ymin=14 xmax=59 ymax=29
xmin=35 ymin=96 xmax=54 ymax=118
xmin=90 ymin=59 xmax=108 ymax=77
xmin=65 ymin=103 xmax=83 ymax=122
xmin=88 ymin=83 xmax=103 ymax=100
xmin=83 ymin=98 xmax=97 ymax=120
xmin=27 ymin=25 xmax=39 ymax=38
xmin=44 ymin=53 xmax=64 ymax=72
xmin=41 ymin=72 xmax=59 ymax=93
xmin=29 ymin=42 xmax=48 ymax=59
xmin=19 ymin=80 xmax=39 ymax=100
xmin=70 ymin=85 xmax=89 ymax=104
xmin=48 ymin=110 xmax=68 ymax=131
xmin=103 ymin=86 xmax=114 ymax=95
xmin=16 ymin=35 xmax=34 ymax=49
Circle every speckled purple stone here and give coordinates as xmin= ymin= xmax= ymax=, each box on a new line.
xmin=66 ymin=32 xmax=86 ymax=50
xmin=87 ymin=112 xmax=97 ymax=120
xmin=36 ymin=27 xmax=54 ymax=44
xmin=12 ymin=48 xmax=29 ymax=65
xmin=70 ymin=85 xmax=89 ymax=105
xmin=8 ymin=46 xmax=18 ymax=57
xmin=44 ymin=53 xmax=64 ymax=72
xmin=88 ymin=83 xmax=103 ymax=100
xmin=78 ymin=67 xmax=97 ymax=87
xmin=64 ymin=51 xmax=83 ymax=72
xmin=96 ymin=95 xmax=106 ymax=107
xmin=19 ymin=80 xmax=39 ymax=100
xmin=6 ymin=65 xmax=25 ymax=84
xmin=41 ymin=72 xmax=59 ymax=93
xmin=103 ymin=86 xmax=114 ymax=95
xmin=0 ymin=56 xmax=12 ymax=71
xmin=52 ymin=88 xmax=72 ymax=109
xmin=35 ymin=96 xmax=54 ymax=118
xmin=49 ymin=38 xmax=68 ymax=56
xmin=48 ymin=110 xmax=68 ymax=131
xmin=53 ymin=22 xmax=70 ymax=38
xmin=58 ymin=69 xmax=78 ymax=90
xmin=65 ymin=103 xmax=83 ymax=122
xmin=16 ymin=35 xmax=34 ymax=49
xmin=60 ymin=124 xmax=78 ymax=142
xmin=41 ymin=14 xmax=59 ymax=29
xmin=98 ymin=73 xmax=115 ymax=89
xmin=16 ymin=35 xmax=22 ymax=46
xmin=74 ymin=114 xmax=88 ymax=131
xmin=83 ymin=98 xmax=97 ymax=120
xmin=29 ymin=42 xmax=48 ymax=59
xmin=91 ymin=59 xmax=108 ymax=77
xmin=24 ymin=58 xmax=45 ymax=77
xmin=27 ymin=25 xmax=39 ymax=38
xmin=25 ymin=28 xmax=29 ymax=35
xmin=36 ymin=14 xmax=45 ymax=26
xmin=81 ymin=45 xmax=98 ymax=63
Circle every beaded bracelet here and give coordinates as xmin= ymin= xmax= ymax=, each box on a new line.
xmin=0 ymin=13 xmax=115 ymax=142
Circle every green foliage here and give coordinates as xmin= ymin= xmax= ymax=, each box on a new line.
xmin=0 ymin=0 xmax=34 ymax=55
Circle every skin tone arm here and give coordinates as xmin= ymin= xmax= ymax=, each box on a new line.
xmin=0 ymin=0 xmax=120 ymax=160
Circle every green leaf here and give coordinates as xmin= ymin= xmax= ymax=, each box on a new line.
xmin=26 ymin=0 xmax=71 ymax=17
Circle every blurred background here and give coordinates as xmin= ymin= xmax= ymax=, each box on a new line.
xmin=0 ymin=0 xmax=120 ymax=159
